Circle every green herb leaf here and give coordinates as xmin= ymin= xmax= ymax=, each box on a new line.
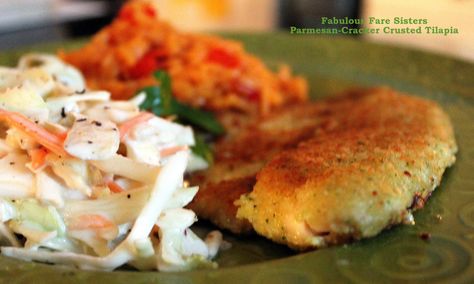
xmin=153 ymin=71 xmax=174 ymax=114
xmin=139 ymin=86 xmax=162 ymax=114
xmin=172 ymin=103 xmax=225 ymax=135
xmin=137 ymin=71 xmax=224 ymax=162
xmin=191 ymin=134 xmax=213 ymax=164
xmin=138 ymin=71 xmax=225 ymax=135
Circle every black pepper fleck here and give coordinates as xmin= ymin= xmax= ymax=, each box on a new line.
xmin=419 ymin=232 xmax=431 ymax=241
xmin=76 ymin=118 xmax=87 ymax=122
xmin=60 ymin=107 xmax=66 ymax=118
xmin=410 ymin=193 xmax=425 ymax=210
xmin=75 ymin=89 xmax=86 ymax=94
xmin=9 ymin=162 xmax=15 ymax=165
xmin=87 ymin=140 xmax=93 ymax=144
xmin=92 ymin=121 xmax=102 ymax=127
xmin=127 ymin=194 xmax=131 ymax=199
xmin=28 ymin=59 xmax=44 ymax=67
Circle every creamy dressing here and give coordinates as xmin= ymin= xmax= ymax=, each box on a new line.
xmin=0 ymin=54 xmax=220 ymax=271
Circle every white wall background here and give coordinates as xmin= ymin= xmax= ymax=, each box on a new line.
xmin=152 ymin=0 xmax=277 ymax=31
xmin=363 ymin=0 xmax=474 ymax=62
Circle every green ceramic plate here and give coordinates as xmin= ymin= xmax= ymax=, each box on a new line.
xmin=0 ymin=33 xmax=473 ymax=283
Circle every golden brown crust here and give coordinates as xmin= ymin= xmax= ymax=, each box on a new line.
xmin=189 ymin=87 xmax=456 ymax=249
xmin=188 ymin=175 xmax=255 ymax=234
xmin=188 ymin=103 xmax=324 ymax=233
xmin=187 ymin=158 xmax=259 ymax=234
xmin=236 ymin=88 xmax=456 ymax=249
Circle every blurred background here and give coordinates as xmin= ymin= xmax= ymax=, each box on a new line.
xmin=0 ymin=0 xmax=472 ymax=62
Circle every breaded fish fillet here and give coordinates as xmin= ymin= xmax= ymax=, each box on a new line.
xmin=189 ymin=99 xmax=328 ymax=233
xmin=189 ymin=88 xmax=457 ymax=249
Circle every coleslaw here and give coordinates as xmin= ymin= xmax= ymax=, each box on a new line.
xmin=0 ymin=54 xmax=223 ymax=271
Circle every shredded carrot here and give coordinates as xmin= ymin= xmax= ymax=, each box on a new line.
xmin=119 ymin=112 xmax=154 ymax=141
xmin=69 ymin=214 xmax=115 ymax=230
xmin=29 ymin=147 xmax=49 ymax=170
xmin=56 ymin=131 xmax=69 ymax=141
xmin=0 ymin=109 xmax=67 ymax=156
xmin=160 ymin=145 xmax=188 ymax=158
xmin=107 ymin=180 xmax=125 ymax=193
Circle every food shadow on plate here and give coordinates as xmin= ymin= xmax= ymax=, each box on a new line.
xmin=191 ymin=220 xmax=295 ymax=268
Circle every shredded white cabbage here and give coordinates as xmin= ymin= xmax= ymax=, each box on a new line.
xmin=0 ymin=54 xmax=221 ymax=271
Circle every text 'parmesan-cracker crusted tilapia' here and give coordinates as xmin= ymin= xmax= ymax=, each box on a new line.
xmin=189 ymin=87 xmax=457 ymax=249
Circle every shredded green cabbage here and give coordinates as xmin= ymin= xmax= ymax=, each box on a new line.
xmin=0 ymin=53 xmax=224 ymax=271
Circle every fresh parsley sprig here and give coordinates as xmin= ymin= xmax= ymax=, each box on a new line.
xmin=138 ymin=71 xmax=223 ymax=163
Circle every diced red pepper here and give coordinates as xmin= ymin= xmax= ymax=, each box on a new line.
xmin=207 ymin=47 xmax=240 ymax=69
xmin=129 ymin=49 xmax=168 ymax=78
xmin=119 ymin=6 xmax=135 ymax=22
xmin=119 ymin=3 xmax=157 ymax=23
xmin=143 ymin=3 xmax=157 ymax=18
xmin=233 ymin=79 xmax=260 ymax=102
